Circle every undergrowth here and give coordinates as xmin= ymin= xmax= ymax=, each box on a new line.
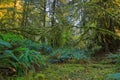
xmin=106 ymin=52 xmax=120 ymax=80
xmin=0 ymin=33 xmax=118 ymax=80
xmin=0 ymin=33 xmax=45 ymax=79
xmin=49 ymin=47 xmax=101 ymax=64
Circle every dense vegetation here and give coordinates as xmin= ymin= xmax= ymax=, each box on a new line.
xmin=0 ymin=0 xmax=120 ymax=80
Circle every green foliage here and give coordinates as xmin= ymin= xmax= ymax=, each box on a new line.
xmin=71 ymin=49 xmax=90 ymax=60
xmin=49 ymin=45 xmax=102 ymax=63
xmin=0 ymin=34 xmax=3 ymax=40
xmin=49 ymin=48 xmax=92 ymax=63
xmin=1 ymin=33 xmax=23 ymax=42
xmin=39 ymin=63 xmax=114 ymax=80
xmin=7 ymin=36 xmax=53 ymax=55
xmin=0 ymin=33 xmax=45 ymax=76
xmin=106 ymin=52 xmax=120 ymax=80
xmin=107 ymin=53 xmax=120 ymax=63
xmin=6 ymin=70 xmax=45 ymax=80
xmin=37 ymin=43 xmax=53 ymax=55
xmin=0 ymin=39 xmax=12 ymax=49
xmin=107 ymin=73 xmax=120 ymax=80
xmin=0 ymin=48 xmax=45 ymax=76
xmin=11 ymin=39 xmax=38 ymax=49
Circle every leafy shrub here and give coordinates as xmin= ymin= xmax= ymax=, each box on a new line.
xmin=10 ymin=39 xmax=53 ymax=55
xmin=37 ymin=43 xmax=53 ymax=55
xmin=9 ymin=39 xmax=36 ymax=49
xmin=0 ymin=33 xmax=37 ymax=49
xmin=0 ymin=39 xmax=12 ymax=51
xmin=0 ymin=48 xmax=45 ymax=76
xmin=90 ymin=45 xmax=102 ymax=54
xmin=50 ymin=48 xmax=69 ymax=59
xmin=0 ymin=33 xmax=53 ymax=55
xmin=0 ymin=33 xmax=45 ymax=76
xmin=0 ymin=34 xmax=3 ymax=40
xmin=107 ymin=73 xmax=120 ymax=80
xmin=1 ymin=33 xmax=23 ymax=42
xmin=15 ymin=41 xmax=53 ymax=55
xmin=49 ymin=48 xmax=91 ymax=63
xmin=107 ymin=53 xmax=120 ymax=63
xmin=71 ymin=49 xmax=91 ymax=60
xmin=0 ymin=39 xmax=11 ymax=48
xmin=106 ymin=53 xmax=120 ymax=80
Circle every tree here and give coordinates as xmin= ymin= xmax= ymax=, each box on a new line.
xmin=74 ymin=0 xmax=120 ymax=52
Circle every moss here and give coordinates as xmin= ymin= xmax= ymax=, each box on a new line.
xmin=40 ymin=63 xmax=115 ymax=80
xmin=6 ymin=62 xmax=116 ymax=80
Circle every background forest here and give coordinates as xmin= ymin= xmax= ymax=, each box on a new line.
xmin=0 ymin=0 xmax=120 ymax=80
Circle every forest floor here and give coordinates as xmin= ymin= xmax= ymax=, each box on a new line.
xmin=42 ymin=64 xmax=115 ymax=80
xmin=39 ymin=57 xmax=116 ymax=80
xmin=5 ymin=57 xmax=116 ymax=80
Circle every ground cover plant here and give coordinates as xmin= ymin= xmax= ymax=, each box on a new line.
xmin=0 ymin=33 xmax=119 ymax=80
xmin=0 ymin=33 xmax=45 ymax=79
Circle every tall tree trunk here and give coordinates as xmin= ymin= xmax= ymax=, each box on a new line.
xmin=50 ymin=0 xmax=56 ymax=47
xmin=51 ymin=0 xmax=56 ymax=27
xmin=41 ymin=0 xmax=46 ymax=43
xmin=12 ymin=0 xmax=17 ymax=27
xmin=43 ymin=0 xmax=46 ymax=28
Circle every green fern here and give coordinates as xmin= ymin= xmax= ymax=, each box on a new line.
xmin=49 ymin=48 xmax=91 ymax=63
xmin=0 ymin=33 xmax=46 ymax=76
xmin=1 ymin=33 xmax=23 ymax=42
xmin=0 ymin=39 xmax=11 ymax=48
xmin=107 ymin=73 xmax=120 ymax=80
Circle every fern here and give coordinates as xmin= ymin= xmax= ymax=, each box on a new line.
xmin=37 ymin=43 xmax=53 ymax=55
xmin=1 ymin=33 xmax=23 ymax=42
xmin=0 ymin=39 xmax=11 ymax=48
xmin=0 ymin=34 xmax=3 ymax=40
xmin=49 ymin=48 xmax=91 ymax=63
xmin=107 ymin=53 xmax=120 ymax=63
xmin=0 ymin=49 xmax=45 ymax=76
xmin=0 ymin=34 xmax=45 ymax=76
xmin=107 ymin=73 xmax=120 ymax=80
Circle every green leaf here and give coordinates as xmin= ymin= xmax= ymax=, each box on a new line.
xmin=15 ymin=47 xmax=28 ymax=51
xmin=0 ymin=39 xmax=11 ymax=48
xmin=107 ymin=73 xmax=120 ymax=80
